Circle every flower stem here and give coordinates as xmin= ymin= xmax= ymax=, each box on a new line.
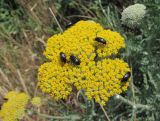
xmin=115 ymin=94 xmax=151 ymax=110
xmin=100 ymin=104 xmax=111 ymax=121
xmin=37 ymin=112 xmax=81 ymax=120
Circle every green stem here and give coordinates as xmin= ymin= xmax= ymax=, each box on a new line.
xmin=115 ymin=94 xmax=151 ymax=110
xmin=99 ymin=0 xmax=113 ymax=28
xmin=91 ymin=99 xmax=96 ymax=116
xmin=37 ymin=112 xmax=81 ymax=120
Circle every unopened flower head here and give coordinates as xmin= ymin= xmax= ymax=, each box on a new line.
xmin=0 ymin=91 xmax=29 ymax=121
xmin=121 ymin=4 xmax=146 ymax=27
xmin=38 ymin=20 xmax=130 ymax=105
xmin=31 ymin=97 xmax=42 ymax=107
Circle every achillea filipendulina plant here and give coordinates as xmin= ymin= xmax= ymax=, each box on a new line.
xmin=0 ymin=91 xmax=29 ymax=121
xmin=121 ymin=4 xmax=146 ymax=27
xmin=38 ymin=20 xmax=130 ymax=105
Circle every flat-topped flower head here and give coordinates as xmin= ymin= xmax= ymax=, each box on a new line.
xmin=38 ymin=62 xmax=74 ymax=100
xmin=38 ymin=20 xmax=130 ymax=105
xmin=0 ymin=91 xmax=29 ymax=121
xmin=44 ymin=21 xmax=125 ymax=63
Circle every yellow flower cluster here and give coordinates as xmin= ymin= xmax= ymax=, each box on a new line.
xmin=74 ymin=59 xmax=130 ymax=105
xmin=38 ymin=20 xmax=130 ymax=105
xmin=0 ymin=91 xmax=29 ymax=121
xmin=31 ymin=97 xmax=42 ymax=107
xmin=44 ymin=21 xmax=125 ymax=63
xmin=38 ymin=62 xmax=74 ymax=100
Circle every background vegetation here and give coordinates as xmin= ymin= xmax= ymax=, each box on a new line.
xmin=0 ymin=0 xmax=159 ymax=120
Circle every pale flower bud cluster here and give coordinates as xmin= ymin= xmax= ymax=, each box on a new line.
xmin=121 ymin=4 xmax=146 ymax=27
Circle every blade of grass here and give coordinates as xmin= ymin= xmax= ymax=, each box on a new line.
xmin=49 ymin=7 xmax=63 ymax=33
xmin=100 ymin=104 xmax=111 ymax=121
